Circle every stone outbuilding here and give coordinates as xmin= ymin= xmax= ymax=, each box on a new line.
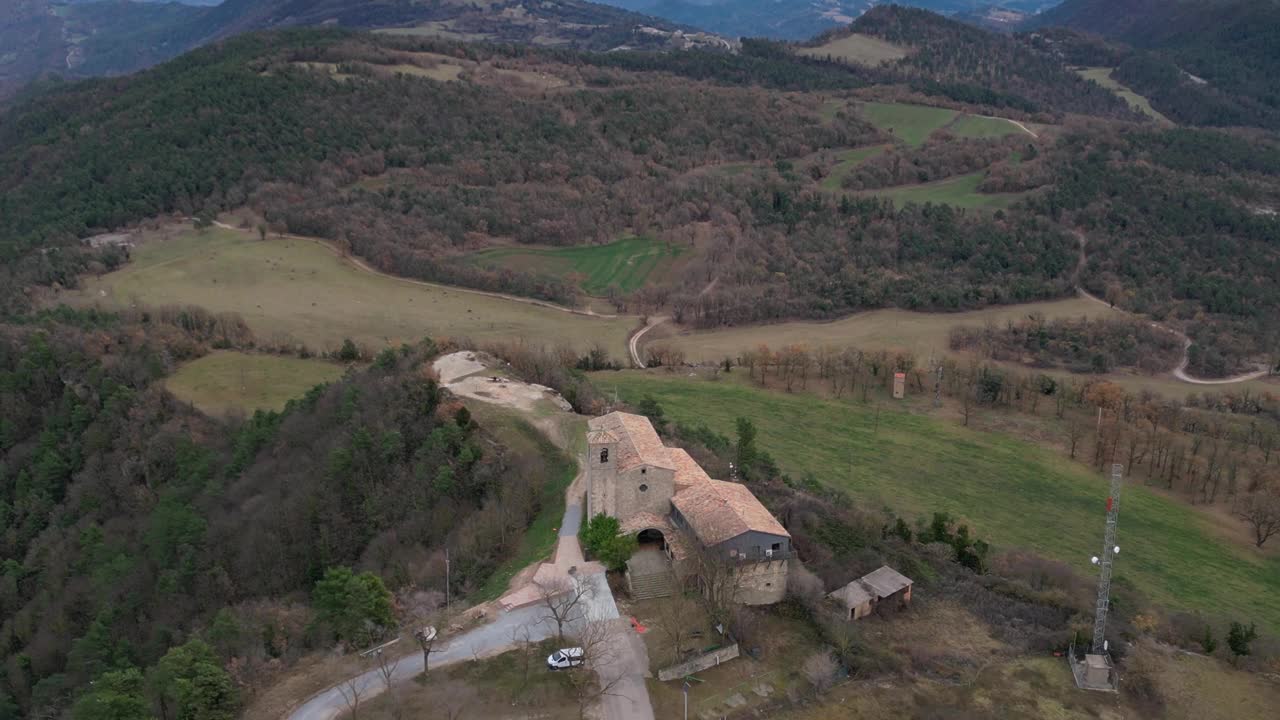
xmin=828 ymin=565 xmax=913 ymax=621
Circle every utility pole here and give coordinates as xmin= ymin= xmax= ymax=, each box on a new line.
xmin=445 ymin=547 xmax=451 ymax=612
xmin=1090 ymin=463 xmax=1124 ymax=653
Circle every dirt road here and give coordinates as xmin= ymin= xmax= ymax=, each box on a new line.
xmin=629 ymin=316 xmax=666 ymax=368
xmin=1072 ymin=232 xmax=1271 ymax=385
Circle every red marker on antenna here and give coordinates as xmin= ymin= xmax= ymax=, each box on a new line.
xmin=1106 ymin=497 xmax=1113 ymax=512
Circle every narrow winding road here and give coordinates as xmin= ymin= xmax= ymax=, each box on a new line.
xmin=1071 ymin=232 xmax=1271 ymax=385
xmin=628 ymin=316 xmax=667 ymax=368
xmin=286 ymin=456 xmax=653 ymax=720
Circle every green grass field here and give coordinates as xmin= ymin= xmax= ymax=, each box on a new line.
xmin=166 ymin=351 xmax=345 ymax=416
xmin=591 ymin=371 xmax=1280 ymax=631
xmin=866 ymin=170 xmax=1025 ymax=209
xmin=797 ymin=34 xmax=910 ymax=66
xmin=1076 ymin=67 xmax=1173 ymax=125
xmin=858 ymin=102 xmax=959 ymax=147
xmin=948 ymin=114 xmax=1029 ymax=139
xmin=467 ymin=236 xmax=681 ymax=296
xmin=819 ymin=145 xmax=890 ymax=191
xmin=65 ymin=225 xmax=637 ymax=357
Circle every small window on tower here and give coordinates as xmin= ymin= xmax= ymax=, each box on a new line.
xmin=641 ymin=468 xmax=647 ymax=475
xmin=600 ymin=448 xmax=609 ymax=463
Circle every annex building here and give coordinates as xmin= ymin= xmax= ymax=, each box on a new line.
xmin=586 ymin=411 xmax=790 ymax=604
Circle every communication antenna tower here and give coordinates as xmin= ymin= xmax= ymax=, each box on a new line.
xmin=1090 ymin=463 xmax=1124 ymax=653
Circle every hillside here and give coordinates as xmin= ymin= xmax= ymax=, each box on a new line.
xmin=0 ymin=313 xmax=576 ymax=719
xmin=1027 ymin=0 xmax=1280 ymax=129
xmin=0 ymin=0 xmax=717 ymax=101
xmin=811 ymin=5 xmax=1139 ymax=117
xmin=590 ymin=0 xmax=1059 ymax=40
xmin=5 ymin=28 xmax=1280 ymax=375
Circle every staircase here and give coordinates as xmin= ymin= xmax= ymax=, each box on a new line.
xmin=627 ymin=570 xmax=673 ymax=600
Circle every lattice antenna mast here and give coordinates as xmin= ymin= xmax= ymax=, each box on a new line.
xmin=1090 ymin=463 xmax=1124 ymax=653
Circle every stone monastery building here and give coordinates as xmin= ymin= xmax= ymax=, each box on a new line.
xmin=586 ymin=411 xmax=790 ymax=604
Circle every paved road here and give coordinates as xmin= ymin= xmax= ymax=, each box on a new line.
xmin=287 ymin=602 xmax=553 ymax=720
xmin=287 ymin=487 xmax=653 ymax=720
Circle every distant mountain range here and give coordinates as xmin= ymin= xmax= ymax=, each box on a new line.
xmin=589 ymin=0 xmax=1060 ymax=40
xmin=0 ymin=0 xmax=720 ymax=101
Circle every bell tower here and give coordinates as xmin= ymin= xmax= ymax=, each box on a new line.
xmin=586 ymin=429 xmax=619 ymax=517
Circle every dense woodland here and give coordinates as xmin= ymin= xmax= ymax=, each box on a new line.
xmin=828 ymin=6 xmax=1142 ymax=120
xmin=1031 ymin=0 xmax=1280 ymax=130
xmin=949 ymin=315 xmax=1186 ymax=374
xmin=4 ymin=29 xmax=1279 ymax=375
xmin=0 ymin=313 xmax=569 ymax=718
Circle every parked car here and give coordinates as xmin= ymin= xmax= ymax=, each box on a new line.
xmin=546 ymin=647 xmax=585 ymax=670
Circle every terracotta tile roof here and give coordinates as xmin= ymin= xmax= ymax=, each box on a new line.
xmin=588 ymin=412 xmax=674 ymax=471
xmin=672 ymin=479 xmax=789 ymax=547
xmin=668 ymin=448 xmax=713 ymax=492
xmin=586 ymin=429 xmax=617 ymax=444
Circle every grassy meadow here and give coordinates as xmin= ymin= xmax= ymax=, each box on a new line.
xmin=592 ymin=371 xmax=1280 ymax=631
xmin=797 ymin=34 xmax=910 ymax=66
xmin=466 ymin=236 xmax=680 ymax=296
xmin=949 ymin=114 xmax=1031 ymax=139
xmin=64 ymin=225 xmax=637 ymax=356
xmin=165 ymin=351 xmax=345 ymax=416
xmin=858 ymin=101 xmax=958 ymax=146
xmin=864 ymin=170 xmax=1025 ymax=209
xmin=1075 ymin=67 xmax=1173 ymax=125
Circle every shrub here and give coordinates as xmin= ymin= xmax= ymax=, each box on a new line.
xmin=580 ymin=513 xmax=637 ymax=571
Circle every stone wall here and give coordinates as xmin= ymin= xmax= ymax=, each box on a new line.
xmin=734 ymin=559 xmax=788 ymax=605
xmin=614 ymin=464 xmax=674 ymax=519
xmin=657 ymin=643 xmax=741 ymax=682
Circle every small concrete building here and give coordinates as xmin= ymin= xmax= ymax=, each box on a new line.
xmin=586 ymin=411 xmax=791 ymax=605
xmin=829 ymin=565 xmax=913 ymax=621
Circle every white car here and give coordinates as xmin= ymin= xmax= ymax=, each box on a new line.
xmin=546 ymin=647 xmax=585 ymax=670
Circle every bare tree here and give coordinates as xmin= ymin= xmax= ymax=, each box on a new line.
xmin=511 ymin=622 xmax=538 ymax=687
xmin=536 ymin=574 xmax=595 ymax=642
xmin=374 ymin=650 xmax=403 ymax=720
xmin=1234 ymin=487 xmax=1280 ymax=547
xmin=690 ymin=545 xmax=745 ymax=623
xmin=564 ymin=619 xmax=628 ymax=720
xmin=337 ymin=676 xmax=365 ymax=720
xmin=651 ymin=587 xmax=698 ymax=666
xmin=1066 ymin=419 xmax=1086 ymax=460
xmin=801 ymin=650 xmax=839 ymax=694
xmin=413 ymin=625 xmax=438 ymax=675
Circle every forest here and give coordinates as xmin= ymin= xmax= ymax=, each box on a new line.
xmin=1032 ymin=0 xmax=1280 ymax=131
xmin=948 ymin=315 xmax=1186 ymax=374
xmin=1 ymin=17 xmax=1278 ymax=378
xmin=0 ymin=310 xmax=568 ymax=719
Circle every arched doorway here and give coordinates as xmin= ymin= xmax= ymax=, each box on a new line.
xmin=636 ymin=527 xmax=666 ymax=552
